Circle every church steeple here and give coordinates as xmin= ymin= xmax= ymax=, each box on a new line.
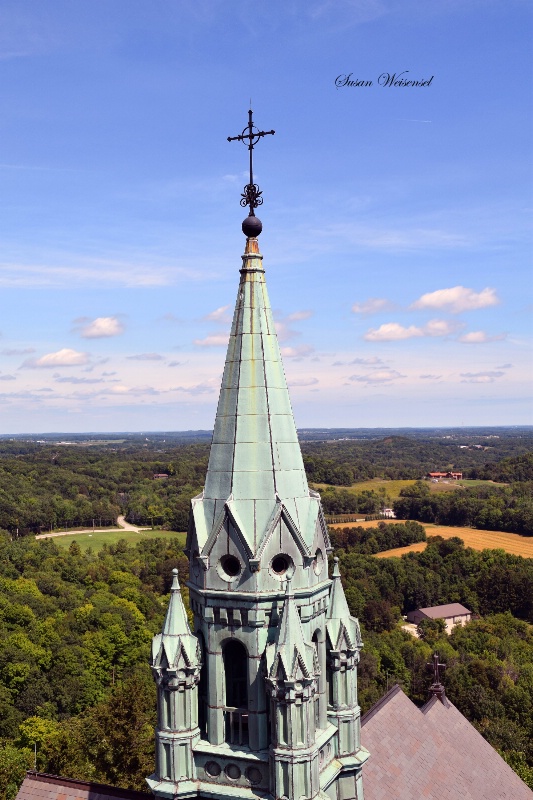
xmin=151 ymin=111 xmax=367 ymax=800
xmin=187 ymin=119 xmax=329 ymax=592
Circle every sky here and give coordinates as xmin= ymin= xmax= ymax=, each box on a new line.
xmin=0 ymin=0 xmax=531 ymax=433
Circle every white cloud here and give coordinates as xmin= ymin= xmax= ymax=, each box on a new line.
xmin=78 ymin=316 xmax=124 ymax=339
xmin=194 ymin=334 xmax=230 ymax=347
xmin=458 ymin=331 xmax=506 ymax=344
xmin=160 ymin=312 xmax=183 ymax=323
xmin=126 ymin=353 xmax=164 ymax=361
xmin=424 ymin=319 xmax=460 ymax=337
xmin=287 ymin=310 xmax=313 ymax=321
xmin=287 ymin=377 xmax=319 ymax=387
xmin=352 ymin=298 xmax=392 ymax=315
xmin=0 ymin=374 xmax=16 ymax=381
xmin=54 ymin=376 xmax=104 ymax=384
xmin=349 ymin=369 xmax=406 ymax=384
xmin=280 ymin=345 xmax=315 ymax=358
xmin=364 ymin=319 xmax=459 ymax=342
xmin=22 ymin=348 xmax=89 ymax=368
xmin=205 ymin=305 xmax=231 ymax=322
xmin=0 ymin=260 xmax=210 ymax=288
xmin=0 ymin=347 xmax=35 ymax=355
xmin=411 ymin=286 xmax=499 ymax=313
xmin=420 ymin=374 xmax=441 ymax=380
xmin=167 ymin=361 xmax=183 ymax=367
xmin=460 ymin=371 xmax=505 ymax=383
xmin=274 ymin=310 xmax=312 ymax=343
xmin=364 ymin=323 xmax=424 ymax=342
xmin=333 ymin=356 xmax=387 ymax=367
xmin=174 ymin=380 xmax=219 ymax=395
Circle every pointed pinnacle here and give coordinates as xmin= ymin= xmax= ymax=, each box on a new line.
xmin=171 ymin=567 xmax=180 ymax=591
xmin=332 ymin=556 xmax=341 ymax=579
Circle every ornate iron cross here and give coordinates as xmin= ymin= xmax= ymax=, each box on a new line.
xmin=428 ymin=652 xmax=446 ymax=685
xmin=228 ymin=109 xmax=275 ymax=215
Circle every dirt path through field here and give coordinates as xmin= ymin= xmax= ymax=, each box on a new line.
xmin=35 ymin=515 xmax=150 ymax=540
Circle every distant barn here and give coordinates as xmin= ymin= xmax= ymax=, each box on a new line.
xmin=407 ymin=603 xmax=472 ymax=634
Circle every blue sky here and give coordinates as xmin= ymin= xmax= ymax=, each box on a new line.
xmin=0 ymin=0 xmax=531 ymax=432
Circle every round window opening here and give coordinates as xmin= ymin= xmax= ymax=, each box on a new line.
xmin=205 ymin=761 xmax=221 ymax=778
xmin=272 ymin=554 xmax=290 ymax=575
xmin=225 ymin=764 xmax=241 ymax=781
xmin=221 ymin=555 xmax=241 ymax=578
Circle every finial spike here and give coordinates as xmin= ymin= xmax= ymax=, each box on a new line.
xmin=171 ymin=567 xmax=180 ymax=591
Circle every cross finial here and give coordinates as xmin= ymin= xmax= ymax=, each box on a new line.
xmin=228 ymin=109 xmax=275 ymax=225
xmin=427 ymin=652 xmax=446 ymax=702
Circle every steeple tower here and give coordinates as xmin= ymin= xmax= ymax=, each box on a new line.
xmin=149 ymin=110 xmax=368 ymax=800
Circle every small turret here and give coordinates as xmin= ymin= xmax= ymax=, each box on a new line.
xmin=147 ymin=569 xmax=201 ymax=794
xmin=265 ymin=578 xmax=321 ymax=800
xmin=326 ymin=558 xmax=363 ymax=758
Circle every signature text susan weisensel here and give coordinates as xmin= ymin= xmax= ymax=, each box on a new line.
xmin=335 ymin=71 xmax=434 ymax=88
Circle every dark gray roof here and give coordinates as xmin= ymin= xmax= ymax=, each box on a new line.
xmin=418 ymin=602 xmax=471 ymax=618
xmin=16 ymin=773 xmax=150 ymax=800
xmin=361 ymin=685 xmax=532 ymax=800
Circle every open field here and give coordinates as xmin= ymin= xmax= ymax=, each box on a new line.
xmin=313 ymin=478 xmax=505 ymax=499
xmin=41 ymin=529 xmax=186 ymax=552
xmin=375 ymin=542 xmax=428 ymax=558
xmin=370 ymin=522 xmax=533 ymax=559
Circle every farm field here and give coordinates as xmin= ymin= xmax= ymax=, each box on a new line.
xmin=41 ymin=528 xmax=186 ymax=551
xmin=370 ymin=522 xmax=533 ymax=558
xmin=313 ymin=477 xmax=505 ymax=499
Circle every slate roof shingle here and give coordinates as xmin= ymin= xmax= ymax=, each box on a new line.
xmin=361 ymin=685 xmax=532 ymax=800
xmin=16 ymin=773 xmax=150 ymax=800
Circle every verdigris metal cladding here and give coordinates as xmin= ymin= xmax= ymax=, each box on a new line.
xmin=148 ymin=233 xmax=367 ymax=800
xmin=187 ymin=235 xmax=331 ymax=594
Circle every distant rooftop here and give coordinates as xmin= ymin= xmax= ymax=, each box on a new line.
xmin=418 ymin=603 xmax=471 ymax=619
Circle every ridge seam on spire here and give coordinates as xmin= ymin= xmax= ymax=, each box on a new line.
xmin=258 ymin=277 xmax=278 ymax=497
xmin=229 ymin=272 xmax=245 ymax=497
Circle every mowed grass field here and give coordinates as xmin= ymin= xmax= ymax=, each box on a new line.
xmin=313 ymin=478 xmax=504 ymax=499
xmin=338 ymin=519 xmax=533 ymax=558
xmin=40 ymin=529 xmax=186 ymax=552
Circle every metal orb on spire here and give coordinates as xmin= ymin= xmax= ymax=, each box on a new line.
xmin=227 ymin=108 xmax=275 ymax=236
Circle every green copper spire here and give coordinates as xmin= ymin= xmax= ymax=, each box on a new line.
xmin=151 ymin=569 xmax=200 ymax=670
xmin=187 ymin=234 xmax=330 ymax=591
xmin=266 ymin=577 xmax=318 ymax=682
xmin=327 ymin=557 xmax=362 ymax=651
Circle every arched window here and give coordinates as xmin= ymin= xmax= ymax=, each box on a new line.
xmin=224 ymin=640 xmax=248 ymax=708
xmin=223 ymin=640 xmax=249 ymax=746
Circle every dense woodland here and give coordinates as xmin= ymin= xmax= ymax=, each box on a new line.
xmin=393 ymin=478 xmax=533 ymax=534
xmin=0 ymin=531 xmax=531 ymax=797
xmin=0 ymin=429 xmax=532 ymax=537
xmin=0 ymin=428 xmax=532 ymax=796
